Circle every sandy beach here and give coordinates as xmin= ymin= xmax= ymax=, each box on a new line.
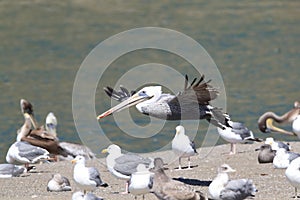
xmin=0 ymin=142 xmax=298 ymax=200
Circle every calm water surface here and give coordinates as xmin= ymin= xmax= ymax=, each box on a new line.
xmin=0 ymin=1 xmax=299 ymax=162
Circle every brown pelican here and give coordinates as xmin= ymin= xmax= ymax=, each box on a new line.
xmin=258 ymin=101 xmax=300 ymax=136
xmin=217 ymin=120 xmax=261 ymax=155
xmin=19 ymin=99 xmax=68 ymax=157
xmin=98 ymin=75 xmax=230 ymax=130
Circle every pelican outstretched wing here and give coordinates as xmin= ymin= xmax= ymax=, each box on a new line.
xmin=170 ymin=75 xmax=219 ymax=105
xmin=104 ymin=86 xmax=136 ymax=102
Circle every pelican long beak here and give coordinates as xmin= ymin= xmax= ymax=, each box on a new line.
xmin=266 ymin=118 xmax=296 ymax=136
xmin=97 ymin=93 xmax=152 ymax=120
xmin=101 ymin=149 xmax=108 ymax=154
xmin=23 ymin=113 xmax=38 ymax=130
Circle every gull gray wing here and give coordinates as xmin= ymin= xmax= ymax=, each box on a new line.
xmin=288 ymin=152 xmax=300 ymax=162
xmin=16 ymin=141 xmax=49 ymax=161
xmin=220 ymin=179 xmax=256 ymax=200
xmin=114 ymin=154 xmax=152 ymax=175
xmin=0 ymin=164 xmax=25 ymax=177
xmin=88 ymin=167 xmax=108 ymax=187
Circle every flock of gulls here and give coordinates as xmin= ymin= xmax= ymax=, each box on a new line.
xmin=1 ymin=74 xmax=300 ymax=200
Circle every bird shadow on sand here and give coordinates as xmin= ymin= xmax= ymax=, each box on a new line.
xmin=172 ymin=177 xmax=212 ymax=186
xmin=173 ymin=165 xmax=198 ymax=170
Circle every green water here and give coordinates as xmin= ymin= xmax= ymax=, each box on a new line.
xmin=0 ymin=0 xmax=299 ymax=162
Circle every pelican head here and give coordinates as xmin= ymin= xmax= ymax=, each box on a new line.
xmin=97 ymin=86 xmax=161 ymax=120
xmin=20 ymin=99 xmax=38 ymax=129
xmin=258 ymin=112 xmax=296 ymax=136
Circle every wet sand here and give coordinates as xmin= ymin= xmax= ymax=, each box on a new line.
xmin=1 ymin=142 xmax=298 ymax=200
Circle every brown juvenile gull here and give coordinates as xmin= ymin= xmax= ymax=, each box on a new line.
xmin=255 ymin=144 xmax=276 ymax=164
xmin=208 ymin=164 xmax=256 ymax=200
xmin=150 ymin=157 xmax=206 ymax=200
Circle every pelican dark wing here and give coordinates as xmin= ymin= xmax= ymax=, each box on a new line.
xmin=104 ymin=85 xmax=136 ymax=102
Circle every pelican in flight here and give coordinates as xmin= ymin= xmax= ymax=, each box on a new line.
xmin=258 ymin=101 xmax=300 ymax=137
xmin=98 ymin=75 xmax=230 ymax=129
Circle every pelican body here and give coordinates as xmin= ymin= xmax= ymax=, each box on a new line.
xmin=98 ymin=75 xmax=230 ymax=130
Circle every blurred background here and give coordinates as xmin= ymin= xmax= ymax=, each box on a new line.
xmin=0 ymin=0 xmax=299 ymax=162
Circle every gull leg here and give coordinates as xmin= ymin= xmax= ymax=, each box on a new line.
xmin=187 ymin=157 xmax=191 ymax=169
xmin=229 ymin=143 xmax=236 ymax=155
xmin=121 ymin=181 xmax=129 ymax=194
xmin=178 ymin=157 xmax=182 ymax=170
xmin=295 ymin=187 xmax=297 ymax=199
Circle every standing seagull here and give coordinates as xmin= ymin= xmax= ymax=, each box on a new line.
xmin=72 ymin=156 xmax=108 ymax=194
xmin=150 ymin=157 xmax=206 ymax=200
xmin=98 ymin=75 xmax=230 ymax=130
xmin=286 ymin=157 xmax=300 ymax=198
xmin=258 ymin=101 xmax=300 ymax=136
xmin=217 ymin=120 xmax=261 ymax=155
xmin=101 ymin=144 xmax=153 ymax=194
xmin=172 ymin=125 xmax=198 ymax=170
xmin=128 ymin=164 xmax=154 ymax=200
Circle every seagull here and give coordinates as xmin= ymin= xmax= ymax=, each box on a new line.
xmin=72 ymin=155 xmax=108 ymax=194
xmin=6 ymin=141 xmax=49 ymax=168
xmin=258 ymin=101 xmax=300 ymax=136
xmin=217 ymin=120 xmax=261 ymax=155
xmin=273 ymin=148 xmax=300 ymax=169
xmin=255 ymin=144 xmax=276 ymax=164
xmin=45 ymin=112 xmax=58 ymax=138
xmin=101 ymin=144 xmax=153 ymax=194
xmin=208 ymin=164 xmax=257 ymax=200
xmin=150 ymin=157 xmax=206 ymax=200
xmin=0 ymin=164 xmax=35 ymax=178
xmin=172 ymin=125 xmax=198 ymax=170
xmin=72 ymin=191 xmax=104 ymax=200
xmin=98 ymin=75 xmax=230 ymax=130
xmin=128 ymin=164 xmax=153 ymax=200
xmin=264 ymin=137 xmax=291 ymax=151
xmin=47 ymin=173 xmax=72 ymax=192
xmin=285 ymin=157 xmax=300 ymax=198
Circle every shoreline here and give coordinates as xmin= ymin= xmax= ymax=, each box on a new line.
xmin=0 ymin=142 xmax=298 ymax=200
